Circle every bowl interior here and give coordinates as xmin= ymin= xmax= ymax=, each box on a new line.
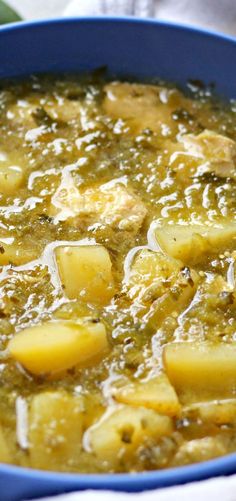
xmin=1 ymin=17 xmax=236 ymax=501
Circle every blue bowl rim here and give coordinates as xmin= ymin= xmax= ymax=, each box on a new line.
xmin=0 ymin=15 xmax=236 ymax=489
xmin=1 ymin=450 xmax=236 ymax=488
xmin=0 ymin=14 xmax=235 ymax=45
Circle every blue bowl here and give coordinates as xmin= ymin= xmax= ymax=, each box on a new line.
xmin=1 ymin=17 xmax=236 ymax=501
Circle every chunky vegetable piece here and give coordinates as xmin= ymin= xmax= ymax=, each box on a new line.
xmin=29 ymin=392 xmax=83 ymax=470
xmin=170 ymin=437 xmax=227 ymax=466
xmin=183 ymin=400 xmax=236 ymax=425
xmin=127 ymin=249 xmax=183 ymax=300
xmin=163 ymin=342 xmax=236 ymax=401
xmin=155 ymin=222 xmax=236 ymax=264
xmin=88 ymin=405 xmax=173 ymax=470
xmin=55 ymin=244 xmax=114 ymax=304
xmin=113 ymin=374 xmax=181 ymax=417
xmin=127 ymin=249 xmax=199 ymax=327
xmin=8 ymin=320 xmax=108 ymax=375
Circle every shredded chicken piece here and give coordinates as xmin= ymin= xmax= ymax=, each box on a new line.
xmin=181 ymin=129 xmax=236 ymax=178
xmin=50 ymin=176 xmax=147 ymax=235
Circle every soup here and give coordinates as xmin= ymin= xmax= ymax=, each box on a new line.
xmin=0 ymin=74 xmax=236 ymax=473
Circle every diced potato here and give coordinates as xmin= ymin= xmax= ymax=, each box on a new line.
xmin=88 ymin=405 xmax=173 ymax=470
xmin=155 ymin=222 xmax=236 ymax=264
xmin=0 ymin=164 xmax=23 ymax=195
xmin=127 ymin=249 xmax=199 ymax=328
xmin=170 ymin=436 xmax=226 ymax=466
xmin=146 ymin=274 xmax=199 ymax=330
xmin=183 ymin=399 xmax=236 ymax=425
xmin=55 ymin=245 xmax=114 ymax=305
xmin=8 ymin=319 xmax=108 ymax=376
xmin=0 ymin=237 xmax=37 ymax=266
xmin=0 ymin=425 xmax=12 ymax=464
xmin=103 ymin=82 xmax=191 ymax=135
xmin=163 ymin=342 xmax=236 ymax=401
xmin=113 ymin=374 xmax=181 ymax=417
xmin=29 ymin=391 xmax=83 ymax=470
xmin=181 ymin=130 xmax=236 ymax=178
xmin=127 ymin=249 xmax=182 ymax=301
xmin=50 ymin=177 xmax=147 ymax=235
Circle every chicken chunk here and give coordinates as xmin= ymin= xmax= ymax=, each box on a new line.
xmin=50 ymin=176 xmax=147 ymax=235
xmin=181 ymin=130 xmax=236 ymax=178
xmin=103 ymin=82 xmax=192 ymax=135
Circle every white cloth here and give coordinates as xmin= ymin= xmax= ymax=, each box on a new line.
xmin=7 ymin=0 xmax=236 ymax=35
xmin=4 ymin=1 xmax=236 ymax=500
xmin=31 ymin=474 xmax=236 ymax=501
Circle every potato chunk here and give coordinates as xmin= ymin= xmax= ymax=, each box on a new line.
xmin=103 ymin=82 xmax=191 ymax=135
xmin=113 ymin=374 xmax=181 ymax=417
xmin=88 ymin=405 xmax=173 ymax=470
xmin=163 ymin=342 xmax=236 ymax=401
xmin=127 ymin=249 xmax=182 ymax=301
xmin=55 ymin=245 xmax=114 ymax=305
xmin=29 ymin=391 xmax=83 ymax=470
xmin=171 ymin=436 xmax=226 ymax=466
xmin=155 ymin=222 xmax=236 ymax=264
xmin=183 ymin=399 xmax=236 ymax=425
xmin=127 ymin=249 xmax=199 ymax=328
xmin=0 ymin=426 xmax=12 ymax=464
xmin=181 ymin=130 xmax=236 ymax=178
xmin=148 ymin=271 xmax=199 ymax=329
xmin=8 ymin=320 xmax=108 ymax=376
xmin=50 ymin=177 xmax=147 ymax=235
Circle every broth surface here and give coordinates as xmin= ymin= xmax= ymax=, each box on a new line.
xmin=0 ymin=74 xmax=236 ymax=472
